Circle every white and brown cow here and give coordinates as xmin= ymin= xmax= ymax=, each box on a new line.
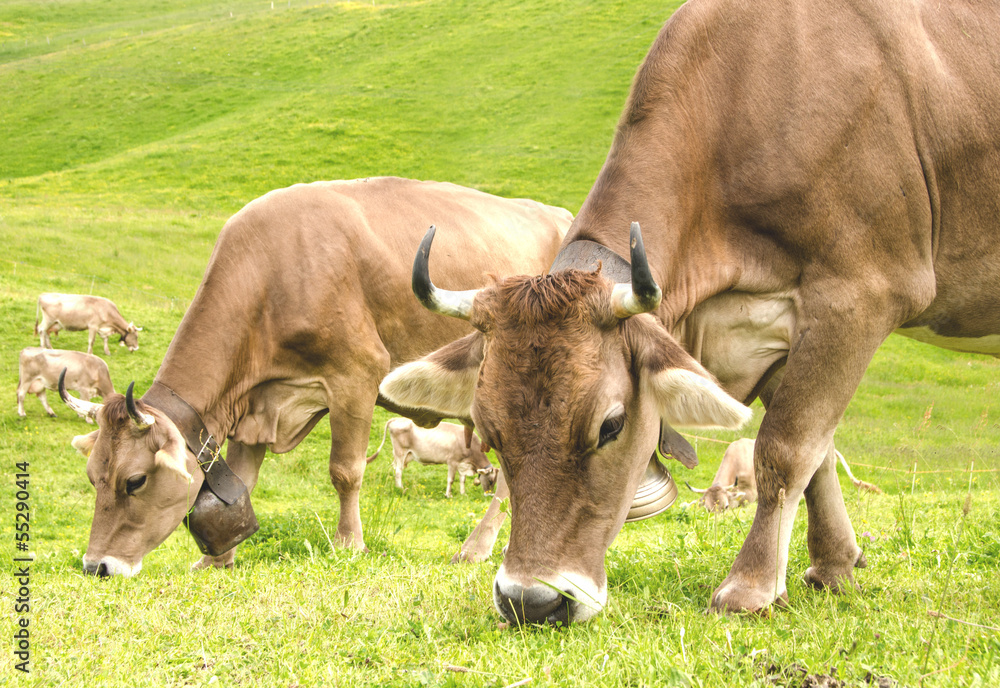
xmin=688 ymin=439 xmax=881 ymax=512
xmin=60 ymin=177 xmax=569 ymax=577
xmin=686 ymin=438 xmax=757 ymax=512
xmin=380 ymin=0 xmax=1000 ymax=624
xmin=367 ymin=418 xmax=498 ymax=497
xmin=36 ymin=293 xmax=140 ymax=355
xmin=17 ymin=347 xmax=115 ymax=421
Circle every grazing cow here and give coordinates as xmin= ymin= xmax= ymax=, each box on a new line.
xmin=36 ymin=293 xmax=140 ymax=355
xmin=687 ymin=440 xmax=881 ymax=511
xmin=367 ymin=418 xmax=498 ymax=497
xmin=686 ymin=438 xmax=756 ymax=512
xmin=17 ymin=348 xmax=115 ymax=422
xmin=380 ymin=0 xmax=1000 ymax=623
xmin=60 ymin=177 xmax=570 ymax=577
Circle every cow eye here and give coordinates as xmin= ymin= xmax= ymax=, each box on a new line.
xmin=598 ymin=414 xmax=626 ymax=448
xmin=125 ymin=475 xmax=147 ymax=495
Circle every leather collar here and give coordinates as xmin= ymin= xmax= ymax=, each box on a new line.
xmin=142 ymin=382 xmax=247 ymax=505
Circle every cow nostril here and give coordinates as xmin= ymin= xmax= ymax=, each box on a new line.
xmin=96 ymin=562 xmax=109 ymax=578
xmin=546 ymin=597 xmax=570 ymax=627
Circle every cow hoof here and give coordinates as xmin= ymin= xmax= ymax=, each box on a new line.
xmin=711 ymin=578 xmax=787 ymax=614
xmin=803 ymin=566 xmax=859 ymax=593
xmin=191 ymin=556 xmax=234 ymax=571
xmin=450 ymin=548 xmax=488 ymax=564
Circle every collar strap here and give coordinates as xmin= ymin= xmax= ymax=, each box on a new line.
xmin=142 ymin=382 xmax=247 ymax=505
xmin=549 ymin=239 xmax=633 ymax=284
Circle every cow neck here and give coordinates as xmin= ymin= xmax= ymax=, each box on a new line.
xmin=550 ymin=239 xmax=632 ymax=284
xmin=141 ymin=381 xmax=246 ymax=505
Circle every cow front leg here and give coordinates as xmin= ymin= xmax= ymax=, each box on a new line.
xmin=191 ymin=441 xmax=265 ymax=571
xmin=452 ymin=471 xmax=509 ymax=563
xmin=445 ymin=464 xmax=456 ymax=498
xmin=328 ymin=394 xmax=379 ymax=550
xmin=38 ymin=390 xmax=57 ymax=418
xmin=711 ymin=291 xmax=907 ymax=613
xmin=101 ymin=333 xmax=111 ymax=356
xmin=392 ymin=451 xmax=406 ymax=490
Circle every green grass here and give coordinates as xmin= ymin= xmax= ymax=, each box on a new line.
xmin=2 ymin=1 xmax=999 ymax=686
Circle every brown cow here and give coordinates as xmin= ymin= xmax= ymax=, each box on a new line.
xmin=17 ymin=348 xmax=115 ymax=421
xmin=380 ymin=0 xmax=1000 ymax=623
xmin=367 ymin=418 xmax=498 ymax=497
xmin=61 ymin=177 xmax=570 ymax=577
xmin=37 ymin=293 xmax=140 ymax=355
xmin=687 ymin=439 xmax=880 ymax=512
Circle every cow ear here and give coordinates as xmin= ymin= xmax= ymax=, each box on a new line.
xmin=380 ymin=332 xmax=484 ymax=419
xmin=71 ymin=431 xmax=100 ymax=457
xmin=154 ymin=435 xmax=193 ymax=483
xmin=629 ymin=318 xmax=752 ymax=430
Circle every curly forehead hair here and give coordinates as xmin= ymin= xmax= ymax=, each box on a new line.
xmin=478 ymin=269 xmax=610 ymax=328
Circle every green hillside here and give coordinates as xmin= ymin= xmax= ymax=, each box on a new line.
xmin=1 ymin=1 xmax=997 ymax=686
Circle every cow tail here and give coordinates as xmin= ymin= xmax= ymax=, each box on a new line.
xmin=366 ymin=419 xmax=393 ymax=463
xmin=835 ymin=450 xmax=882 ymax=494
xmin=34 ymin=298 xmax=40 ymax=336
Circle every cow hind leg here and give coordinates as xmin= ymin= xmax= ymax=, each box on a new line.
xmin=803 ymin=446 xmax=866 ymax=591
xmin=446 ymin=464 xmax=456 ymax=498
xmin=16 ymin=384 xmax=28 ymax=418
xmin=191 ymin=441 xmax=266 ymax=571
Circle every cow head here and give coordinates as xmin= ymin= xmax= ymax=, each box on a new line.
xmin=687 ymin=482 xmax=748 ymax=512
xmin=380 ymin=224 xmax=751 ymax=624
xmin=120 ymin=323 xmax=141 ymax=352
xmin=476 ymin=465 xmax=499 ymax=494
xmin=61 ymin=375 xmax=200 ymax=576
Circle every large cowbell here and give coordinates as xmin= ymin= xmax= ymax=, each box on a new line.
xmin=184 ymin=478 xmax=259 ymax=557
xmin=141 ymin=382 xmax=260 ymax=557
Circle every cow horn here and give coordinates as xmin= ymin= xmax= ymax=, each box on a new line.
xmin=125 ymin=382 xmax=155 ymax=429
xmin=412 ymin=225 xmax=480 ymax=320
xmin=611 ymin=222 xmax=662 ymax=318
xmin=58 ymin=368 xmax=103 ymax=422
xmin=684 ymin=481 xmax=708 ymax=494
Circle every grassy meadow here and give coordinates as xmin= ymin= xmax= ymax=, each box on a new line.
xmin=2 ymin=1 xmax=998 ymax=686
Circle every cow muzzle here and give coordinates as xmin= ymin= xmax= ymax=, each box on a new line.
xmin=493 ymin=565 xmax=606 ymax=626
xmin=82 ymin=554 xmax=142 ymax=578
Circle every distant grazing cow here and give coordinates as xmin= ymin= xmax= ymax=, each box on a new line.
xmin=18 ymin=348 xmax=114 ymax=422
xmin=58 ymin=177 xmax=569 ymax=577
xmin=686 ymin=438 xmax=756 ymax=511
xmin=379 ymin=1 xmax=1000 ymax=623
xmin=367 ymin=418 xmax=498 ymax=497
xmin=36 ymin=293 xmax=140 ymax=355
xmin=687 ymin=439 xmax=881 ymax=512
